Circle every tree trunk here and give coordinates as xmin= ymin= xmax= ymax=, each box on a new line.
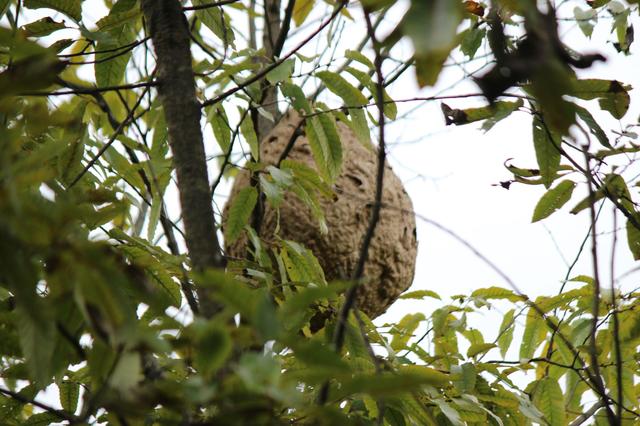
xmin=141 ymin=0 xmax=224 ymax=317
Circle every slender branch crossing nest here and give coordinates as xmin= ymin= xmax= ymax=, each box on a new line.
xmin=223 ymin=110 xmax=417 ymax=318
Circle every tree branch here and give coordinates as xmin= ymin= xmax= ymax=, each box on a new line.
xmin=584 ymin=146 xmax=618 ymax=425
xmin=319 ymin=7 xmax=387 ymax=405
xmin=141 ymin=0 xmax=225 ymax=317
xmin=182 ymin=0 xmax=239 ymax=11
xmin=200 ymin=1 xmax=347 ymax=109
xmin=0 ymin=386 xmax=80 ymax=423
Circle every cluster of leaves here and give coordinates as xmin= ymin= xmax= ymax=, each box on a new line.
xmin=0 ymin=0 xmax=639 ymax=425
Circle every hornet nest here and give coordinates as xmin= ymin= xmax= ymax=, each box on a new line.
xmin=223 ymin=110 xmax=417 ymax=318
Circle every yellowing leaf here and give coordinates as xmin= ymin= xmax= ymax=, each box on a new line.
xmin=470 ymin=286 xmax=523 ymax=302
xmin=467 ymin=343 xmax=496 ymax=358
xmin=390 ymin=313 xmax=425 ymax=350
xmin=399 ymin=289 xmax=441 ymax=300
xmin=293 ymin=0 xmax=315 ymax=26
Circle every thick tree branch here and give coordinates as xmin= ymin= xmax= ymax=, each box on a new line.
xmin=141 ymin=0 xmax=224 ymax=317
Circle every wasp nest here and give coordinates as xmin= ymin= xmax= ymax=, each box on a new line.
xmin=223 ymin=110 xmax=417 ymax=318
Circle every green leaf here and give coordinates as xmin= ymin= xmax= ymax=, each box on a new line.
xmin=15 ymin=305 xmax=55 ymax=385
xmin=260 ymin=174 xmax=284 ymax=207
xmin=570 ymin=173 xmax=631 ymax=214
xmin=626 ymin=213 xmax=640 ymax=260
xmin=207 ymin=105 xmax=231 ymax=153
xmin=24 ymin=412 xmax=62 ymax=426
xmin=281 ymin=82 xmax=312 ymax=113
xmin=532 ymin=180 xmax=576 ymax=222
xmin=345 ymin=108 xmax=371 ymax=146
xmin=532 ymin=116 xmax=561 ymax=188
xmin=94 ymin=23 xmax=136 ymax=87
xmin=315 ymin=110 xmax=343 ymax=180
xmin=196 ymin=269 xmax=258 ymax=319
xmin=23 ymin=0 xmax=82 ymax=21
xmin=574 ymin=7 xmax=597 ymax=37
xmin=281 ymin=240 xmax=326 ymax=286
xmin=497 ymin=309 xmax=515 ymax=358
xmin=96 ymin=7 xmax=139 ymax=31
xmin=399 ymin=289 xmax=441 ymax=300
xmin=58 ymin=380 xmax=79 ymax=413
xmin=345 ymin=49 xmax=374 ymax=69
xmin=335 ymin=366 xmax=449 ymax=400
xmin=239 ymin=108 xmax=259 ymax=159
xmin=460 ymin=26 xmax=485 ymax=59
xmin=266 ymin=58 xmax=295 ymax=84
xmin=278 ymin=282 xmax=348 ymax=331
xmin=224 ymin=186 xmax=257 ymax=244
xmin=569 ymin=79 xmax=631 ymax=119
xmin=192 ymin=319 xmax=232 ymax=379
xmin=400 ymin=1 xmax=464 ymax=86
xmin=292 ymin=0 xmax=315 ymax=26
xmin=104 ymin=146 xmax=146 ymax=192
xmin=519 ymin=308 xmax=545 ymax=360
xmin=291 ymin=340 xmax=351 ymax=374
xmin=574 ymin=104 xmax=610 ymax=148
xmin=110 ymin=351 xmax=142 ymax=392
xmin=452 ymin=363 xmax=476 ymax=393
xmin=20 ymin=17 xmax=66 ymax=37
xmin=598 ymin=81 xmax=631 ymax=119
xmin=346 ymin=67 xmax=397 ymax=120
xmin=255 ymin=290 xmax=280 ymax=340
xmin=434 ymin=399 xmax=464 ymax=426
xmin=193 ymin=0 xmax=235 ymax=47
xmin=531 ymin=377 xmax=566 ymax=426
xmin=305 ymin=116 xmax=331 ymax=180
xmin=316 ymin=71 xmax=368 ymax=116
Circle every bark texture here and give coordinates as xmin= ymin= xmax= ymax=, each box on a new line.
xmin=256 ymin=0 xmax=282 ymax=142
xmin=224 ymin=111 xmax=418 ymax=318
xmin=141 ymin=0 xmax=224 ymax=315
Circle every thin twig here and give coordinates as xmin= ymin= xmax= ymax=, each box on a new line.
xmin=0 ymin=386 xmax=80 ymax=423
xmin=582 ymin=144 xmax=617 ymax=425
xmin=67 ymin=87 xmax=149 ymax=188
xmin=200 ymin=1 xmax=347 ymax=109
xmin=273 ymin=0 xmax=296 ymax=58
xmin=610 ymin=208 xmax=623 ymax=426
xmin=319 ymin=7 xmax=387 ymax=405
xmin=569 ymin=400 xmax=605 ymax=426
xmin=182 ymin=0 xmax=239 ymax=11
xmin=20 ymin=80 xmax=156 ymax=96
